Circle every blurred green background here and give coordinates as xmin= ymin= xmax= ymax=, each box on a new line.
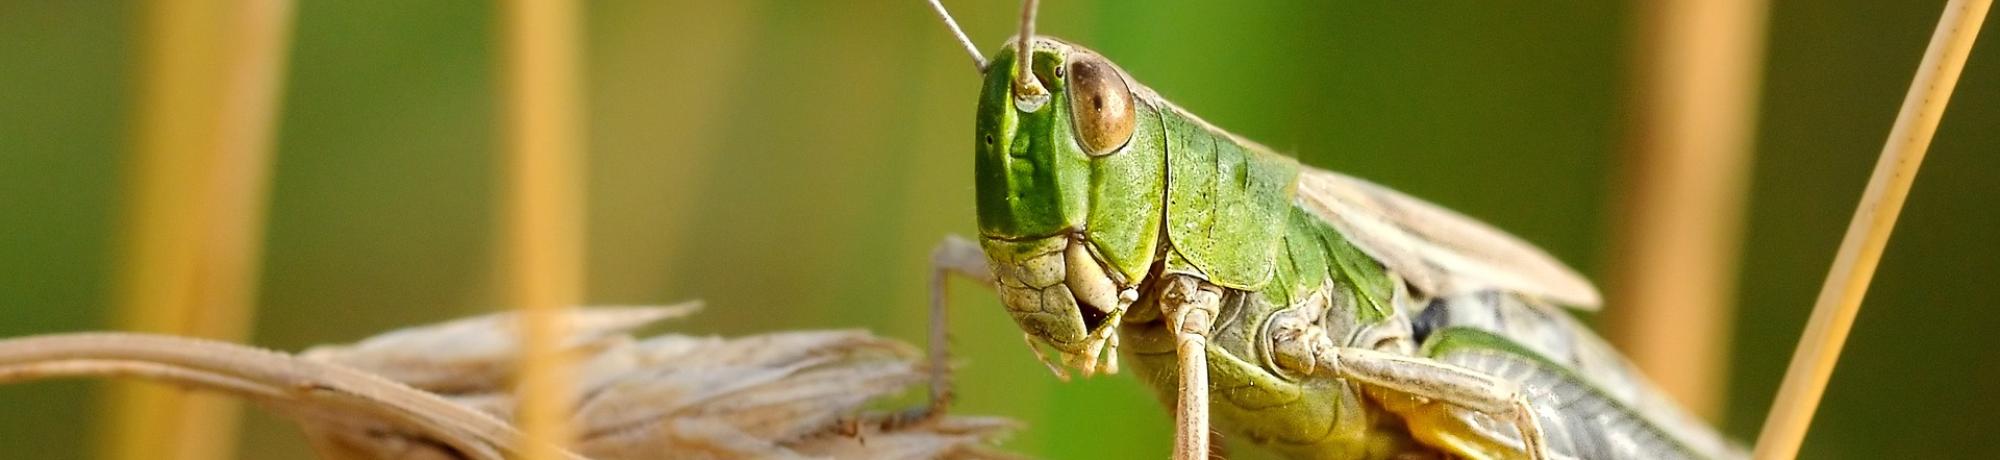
xmin=1 ymin=0 xmax=1995 ymax=458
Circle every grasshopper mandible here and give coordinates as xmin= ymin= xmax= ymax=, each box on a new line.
xmin=893 ymin=2 xmax=1747 ymax=458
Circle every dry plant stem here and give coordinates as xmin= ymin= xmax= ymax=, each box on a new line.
xmin=0 ymin=307 xmax=1017 ymax=460
xmin=499 ymin=0 xmax=587 ymax=459
xmin=0 ymin=333 xmax=551 ymax=460
xmin=0 ymin=361 xmax=286 ymax=402
xmin=1753 ymin=1 xmax=1991 ymax=458
xmin=105 ymin=1 xmax=295 ymax=459
xmin=1606 ymin=0 xmax=1768 ymax=420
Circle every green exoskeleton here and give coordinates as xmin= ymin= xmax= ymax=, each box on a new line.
xmin=901 ymin=2 xmax=1747 ymax=459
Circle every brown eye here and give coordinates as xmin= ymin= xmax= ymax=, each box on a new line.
xmin=1066 ymin=53 xmax=1135 ymax=156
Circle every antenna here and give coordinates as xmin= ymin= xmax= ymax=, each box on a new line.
xmin=1011 ymin=0 xmax=1050 ymax=112
xmin=924 ymin=0 xmax=986 ymax=72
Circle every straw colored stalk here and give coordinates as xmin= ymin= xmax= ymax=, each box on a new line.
xmin=1605 ymin=0 xmax=1768 ymax=420
xmin=0 ymin=305 xmax=1017 ymax=460
xmin=498 ymin=0 xmax=587 ymax=459
xmin=1752 ymin=1 xmax=1990 ymax=459
xmin=102 ymin=1 xmax=294 ymax=459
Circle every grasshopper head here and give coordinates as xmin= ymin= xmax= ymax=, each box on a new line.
xmin=974 ymin=37 xmax=1141 ymax=379
xmin=974 ymin=38 xmax=1088 ymax=241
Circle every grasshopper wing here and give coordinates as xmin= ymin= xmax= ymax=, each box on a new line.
xmin=1294 ymin=167 xmax=1602 ymax=309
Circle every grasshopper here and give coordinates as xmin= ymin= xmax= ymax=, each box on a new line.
xmin=898 ymin=2 xmax=1746 ymax=458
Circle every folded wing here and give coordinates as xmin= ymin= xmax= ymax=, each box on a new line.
xmin=1293 ymin=168 xmax=1602 ymax=309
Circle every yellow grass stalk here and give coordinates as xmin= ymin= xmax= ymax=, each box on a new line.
xmin=1752 ymin=1 xmax=1990 ymax=458
xmin=498 ymin=0 xmax=587 ymax=459
xmin=1606 ymin=0 xmax=1769 ymax=420
xmin=101 ymin=1 xmax=294 ymax=459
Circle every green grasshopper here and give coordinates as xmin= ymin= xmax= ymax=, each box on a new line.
xmin=901 ymin=2 xmax=1747 ymax=458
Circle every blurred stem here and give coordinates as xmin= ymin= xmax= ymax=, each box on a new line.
xmin=1605 ymin=0 xmax=1768 ymax=420
xmin=1753 ymin=1 xmax=1989 ymax=458
xmin=499 ymin=0 xmax=586 ymax=459
xmin=100 ymin=1 xmax=294 ymax=459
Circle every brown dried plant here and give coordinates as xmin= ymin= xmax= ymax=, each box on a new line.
xmin=0 ymin=303 xmax=1017 ymax=460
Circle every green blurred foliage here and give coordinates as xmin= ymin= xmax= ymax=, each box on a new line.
xmin=0 ymin=0 xmax=1993 ymax=458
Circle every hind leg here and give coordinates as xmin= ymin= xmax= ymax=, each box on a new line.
xmin=1323 ymin=347 xmax=1550 ymax=460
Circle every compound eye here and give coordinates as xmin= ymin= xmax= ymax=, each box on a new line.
xmin=1065 ymin=53 xmax=1136 ymax=156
